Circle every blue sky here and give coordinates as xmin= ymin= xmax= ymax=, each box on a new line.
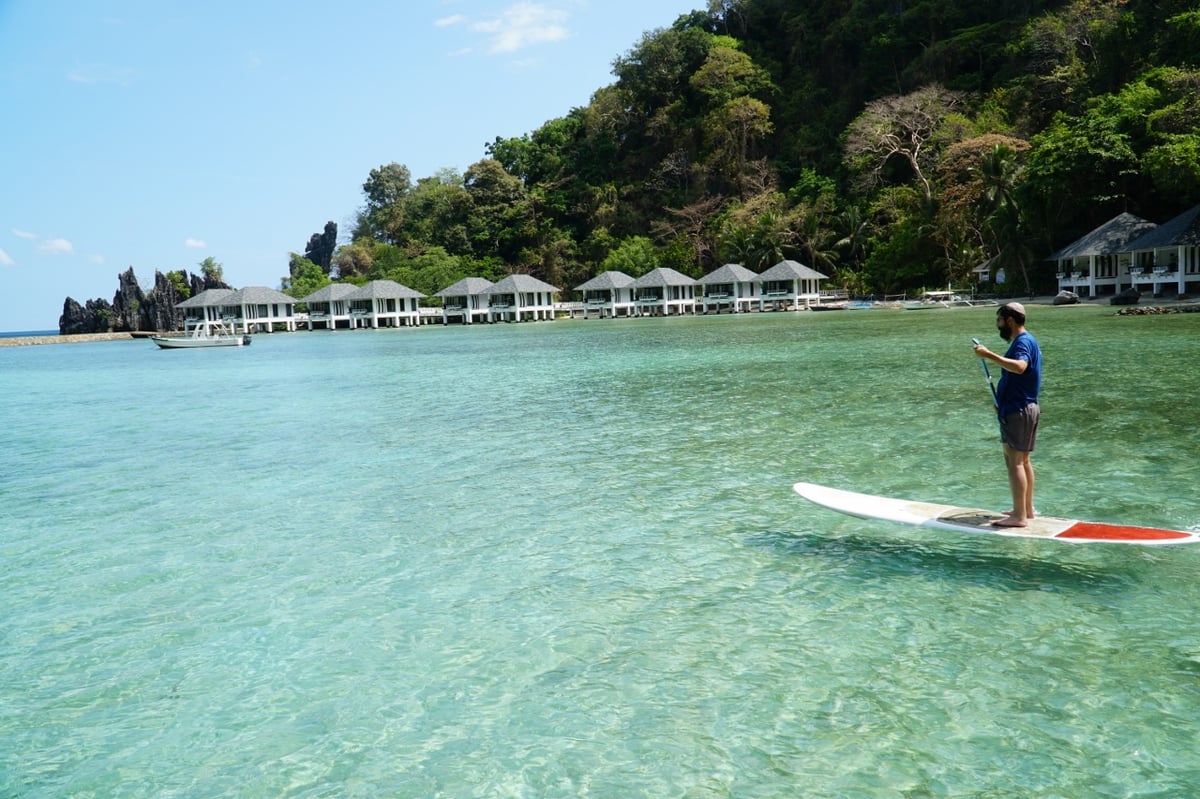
xmin=0 ymin=0 xmax=696 ymax=332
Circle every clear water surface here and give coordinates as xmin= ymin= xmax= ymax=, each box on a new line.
xmin=3 ymin=305 xmax=1200 ymax=797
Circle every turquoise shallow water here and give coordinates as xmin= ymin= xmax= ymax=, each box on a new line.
xmin=3 ymin=306 xmax=1200 ymax=797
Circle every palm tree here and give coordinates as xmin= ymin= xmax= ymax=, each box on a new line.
xmin=975 ymin=144 xmax=1032 ymax=294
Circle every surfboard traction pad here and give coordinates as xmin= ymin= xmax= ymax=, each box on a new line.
xmin=924 ymin=503 xmax=1194 ymax=542
xmin=935 ymin=507 xmax=1071 ymax=537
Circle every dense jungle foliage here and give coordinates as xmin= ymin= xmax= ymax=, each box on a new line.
xmin=284 ymin=0 xmax=1200 ymax=301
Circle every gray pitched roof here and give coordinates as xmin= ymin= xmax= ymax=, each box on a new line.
xmin=299 ymin=283 xmax=359 ymax=304
xmin=231 ymin=286 xmax=295 ymax=305
xmin=698 ymin=263 xmax=759 ymax=284
xmin=345 ymin=279 xmax=425 ymax=300
xmin=1047 ymin=212 xmax=1157 ymax=260
xmin=487 ymin=274 xmax=560 ymax=294
xmin=757 ymin=259 xmax=829 ymax=281
xmin=575 ymin=270 xmax=635 ymax=291
xmin=1120 ymin=205 xmax=1200 ymax=251
xmin=177 ymin=288 xmax=236 ymax=308
xmin=629 ymin=267 xmax=696 ymax=288
xmin=435 ymin=277 xmax=494 ymax=297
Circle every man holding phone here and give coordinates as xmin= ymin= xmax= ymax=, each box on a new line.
xmin=972 ymin=302 xmax=1042 ymax=527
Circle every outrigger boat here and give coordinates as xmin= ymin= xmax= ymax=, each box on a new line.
xmin=150 ymin=321 xmax=251 ymax=349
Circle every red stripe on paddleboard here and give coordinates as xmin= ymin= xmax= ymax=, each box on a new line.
xmin=1055 ymin=522 xmax=1193 ymax=541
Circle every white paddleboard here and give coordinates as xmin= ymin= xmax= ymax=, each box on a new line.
xmin=793 ymin=482 xmax=1200 ymax=546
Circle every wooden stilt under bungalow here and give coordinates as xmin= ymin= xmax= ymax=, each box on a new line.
xmin=574 ymin=271 xmax=637 ymax=318
xmin=757 ymin=260 xmax=829 ymax=310
xmin=436 ymin=278 xmax=494 ymax=324
xmin=630 ymin=267 xmax=697 ymax=316
xmin=345 ymin=280 xmax=426 ymax=328
xmin=698 ymin=263 xmax=760 ymax=313
xmin=485 ymin=274 xmax=560 ymax=322
xmin=300 ymin=284 xmax=359 ymax=330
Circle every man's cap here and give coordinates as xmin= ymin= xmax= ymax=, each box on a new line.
xmin=1000 ymin=301 xmax=1025 ymax=317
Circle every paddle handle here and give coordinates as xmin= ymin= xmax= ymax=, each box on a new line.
xmin=972 ymin=338 xmax=999 ymax=407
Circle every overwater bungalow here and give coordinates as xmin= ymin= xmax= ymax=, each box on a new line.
xmin=630 ymin=267 xmax=697 ymax=316
xmin=346 ymin=280 xmax=425 ymax=328
xmin=1120 ymin=204 xmax=1200 ymax=297
xmin=486 ymin=274 xmax=560 ymax=322
xmin=698 ymin=263 xmax=760 ymax=313
xmin=1050 ymin=212 xmax=1158 ymax=298
xmin=435 ymin=278 xmax=494 ymax=324
xmin=575 ymin=271 xmax=637 ymax=318
xmin=757 ymin=260 xmax=829 ymax=310
xmin=178 ymin=287 xmax=297 ymax=333
xmin=300 ymin=284 xmax=358 ymax=330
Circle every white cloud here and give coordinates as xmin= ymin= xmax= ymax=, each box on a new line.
xmin=468 ymin=2 xmax=571 ymax=55
xmin=0 ymin=248 xmax=14 ymax=266
xmin=12 ymin=229 xmax=35 ymax=239
xmin=39 ymin=238 xmax=74 ymax=255
xmin=185 ymin=238 xmax=207 ymax=249
xmin=436 ymin=14 xmax=466 ymax=27
xmin=89 ymin=254 xmax=106 ymax=265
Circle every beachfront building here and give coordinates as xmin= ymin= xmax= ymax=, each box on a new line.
xmin=435 ymin=278 xmax=494 ymax=324
xmin=631 ymin=267 xmax=697 ymax=316
xmin=1119 ymin=204 xmax=1200 ymax=297
xmin=575 ymin=271 xmax=637 ymax=318
xmin=486 ymin=274 xmax=560 ymax=322
xmin=178 ymin=287 xmax=297 ymax=333
xmin=346 ymin=280 xmax=425 ymax=328
xmin=300 ymin=284 xmax=358 ymax=330
xmin=233 ymin=287 xmax=298 ymax=333
xmin=757 ymin=260 xmax=829 ymax=310
xmin=698 ymin=263 xmax=760 ymax=313
xmin=178 ymin=289 xmax=236 ymax=334
xmin=1050 ymin=212 xmax=1158 ymax=298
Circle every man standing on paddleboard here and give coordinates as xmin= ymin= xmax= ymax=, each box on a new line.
xmin=973 ymin=302 xmax=1042 ymax=528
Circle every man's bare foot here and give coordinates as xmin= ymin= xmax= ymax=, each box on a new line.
xmin=991 ymin=515 xmax=1028 ymax=528
xmin=1004 ymin=510 xmax=1037 ymax=519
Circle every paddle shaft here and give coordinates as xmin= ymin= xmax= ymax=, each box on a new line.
xmin=971 ymin=338 xmax=999 ymax=407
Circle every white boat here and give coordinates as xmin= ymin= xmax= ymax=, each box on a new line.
xmin=903 ymin=290 xmax=999 ymax=310
xmin=150 ymin=321 xmax=251 ymax=349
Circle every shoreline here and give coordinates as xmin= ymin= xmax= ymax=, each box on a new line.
xmin=4 ymin=297 xmax=1197 ymax=348
xmin=0 ymin=332 xmax=136 ymax=348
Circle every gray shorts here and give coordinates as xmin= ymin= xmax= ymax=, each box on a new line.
xmin=1000 ymin=403 xmax=1040 ymax=452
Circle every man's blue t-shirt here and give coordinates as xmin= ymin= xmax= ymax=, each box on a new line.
xmin=996 ymin=331 xmax=1041 ymax=417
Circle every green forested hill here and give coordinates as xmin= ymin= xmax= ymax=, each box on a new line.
xmin=286 ymin=0 xmax=1200 ymax=300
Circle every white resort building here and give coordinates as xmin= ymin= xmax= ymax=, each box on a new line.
xmin=485 ymin=274 xmax=560 ymax=322
xmin=575 ymin=271 xmax=637 ymax=318
xmin=757 ymin=260 xmax=830 ymax=310
xmin=178 ymin=287 xmax=297 ymax=333
xmin=698 ymin=263 xmax=761 ymax=313
xmin=631 ymin=267 xmax=698 ymax=316
xmin=346 ymin=280 xmax=425 ymax=328
xmin=1053 ymin=206 xmax=1200 ymax=298
xmin=435 ymin=278 xmax=494 ymax=324
xmin=300 ymin=284 xmax=359 ymax=330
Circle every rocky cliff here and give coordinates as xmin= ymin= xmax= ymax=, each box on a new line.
xmin=59 ymin=268 xmax=231 ymax=334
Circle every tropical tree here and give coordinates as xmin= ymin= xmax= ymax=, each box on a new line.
xmin=844 ymin=84 xmax=965 ymax=203
xmin=601 ymin=236 xmax=660 ymax=278
xmin=976 ymin=142 xmax=1034 ymax=294
xmin=357 ymin=163 xmax=412 ymax=243
xmin=198 ymin=256 xmax=224 ymax=285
